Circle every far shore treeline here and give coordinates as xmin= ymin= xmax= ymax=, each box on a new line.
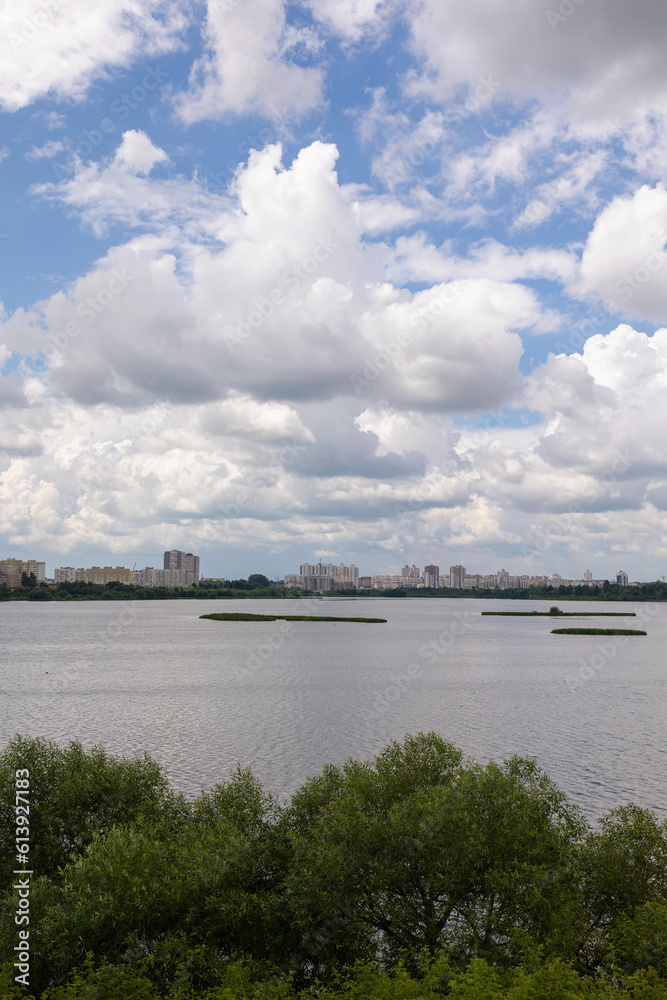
xmin=2 ymin=576 xmax=667 ymax=602
xmin=2 ymin=733 xmax=667 ymax=1000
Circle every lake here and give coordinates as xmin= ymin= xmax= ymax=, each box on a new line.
xmin=1 ymin=596 xmax=665 ymax=820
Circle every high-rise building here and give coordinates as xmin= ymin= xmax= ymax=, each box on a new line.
xmin=55 ymin=566 xmax=132 ymax=585
xmin=616 ymin=570 xmax=629 ymax=586
xmin=296 ymin=563 xmax=359 ymax=591
xmin=370 ymin=575 xmax=424 ymax=589
xmin=449 ymin=565 xmax=466 ymax=589
xmin=0 ymin=559 xmax=46 ymax=588
xmin=164 ymin=550 xmax=200 ymax=584
xmin=55 ymin=567 xmax=79 ymax=584
xmin=424 ymin=564 xmax=440 ymax=588
xmin=584 ymin=569 xmax=593 ymax=582
xmin=0 ymin=559 xmax=23 ymax=588
xmin=401 ymin=564 xmax=421 ymax=579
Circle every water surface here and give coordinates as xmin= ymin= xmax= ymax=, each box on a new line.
xmin=1 ymin=597 xmax=664 ymax=819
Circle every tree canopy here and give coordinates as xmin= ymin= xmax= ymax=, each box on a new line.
xmin=1 ymin=733 xmax=667 ymax=999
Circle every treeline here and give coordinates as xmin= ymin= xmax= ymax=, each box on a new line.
xmin=0 ymin=576 xmax=287 ymax=602
xmin=2 ymin=734 xmax=667 ymax=999
xmin=3 ymin=579 xmax=667 ymax=602
xmin=401 ymin=580 xmax=667 ymax=601
xmin=334 ymin=581 xmax=667 ymax=601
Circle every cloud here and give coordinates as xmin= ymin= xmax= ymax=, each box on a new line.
xmin=6 ymin=129 xmax=666 ymax=570
xmin=474 ymin=325 xmax=667 ymax=515
xmin=175 ymin=0 xmax=324 ymax=123
xmin=0 ymin=0 xmax=189 ymax=112
xmin=18 ymin=136 xmax=559 ymax=424
xmin=32 ymin=130 xmax=220 ymax=237
xmin=352 ymin=279 xmax=539 ymax=411
xmin=406 ymin=0 xmax=667 ymax=124
xmin=25 ymin=140 xmax=65 ymax=161
xmin=306 ymin=0 xmax=389 ymax=42
xmin=576 ymin=184 xmax=667 ymax=323
xmin=384 ymin=233 xmax=576 ymax=287
xmin=513 ymin=150 xmax=608 ymax=230
xmin=199 ymin=396 xmax=315 ymax=444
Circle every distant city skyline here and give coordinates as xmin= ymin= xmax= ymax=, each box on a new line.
xmin=2 ymin=551 xmax=648 ymax=588
xmin=284 ymin=561 xmax=637 ymax=592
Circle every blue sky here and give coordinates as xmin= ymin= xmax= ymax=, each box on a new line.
xmin=1 ymin=0 xmax=667 ymax=581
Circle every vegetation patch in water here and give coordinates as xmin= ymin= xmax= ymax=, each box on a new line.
xmin=551 ymin=627 xmax=646 ymax=635
xmin=482 ymin=611 xmax=635 ymax=616
xmin=200 ymin=612 xmax=387 ymax=623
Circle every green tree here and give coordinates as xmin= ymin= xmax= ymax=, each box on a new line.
xmin=248 ymin=574 xmax=271 ymax=589
xmin=24 ymin=768 xmax=290 ymax=993
xmin=28 ymin=587 xmax=52 ymax=600
xmin=283 ymin=734 xmax=586 ymax=977
xmin=578 ymin=804 xmax=667 ymax=970
xmin=0 ymin=736 xmax=185 ymax=890
xmin=610 ymin=901 xmax=667 ymax=978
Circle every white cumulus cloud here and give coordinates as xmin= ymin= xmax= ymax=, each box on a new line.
xmin=175 ymin=0 xmax=324 ymax=123
xmin=0 ymin=0 xmax=189 ymax=112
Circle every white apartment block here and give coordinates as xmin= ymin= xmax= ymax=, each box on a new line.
xmin=371 ymin=575 xmax=424 ymax=589
xmin=132 ymin=567 xmax=198 ymax=588
xmin=55 ymin=566 xmax=131 ymax=585
xmin=287 ymin=563 xmax=360 ymax=591
xmin=54 ymin=564 xmax=197 ymax=587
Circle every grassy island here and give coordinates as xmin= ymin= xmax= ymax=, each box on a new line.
xmin=482 ymin=611 xmax=636 ymax=616
xmin=551 ymin=627 xmax=647 ymax=635
xmin=200 ymin=612 xmax=387 ymax=623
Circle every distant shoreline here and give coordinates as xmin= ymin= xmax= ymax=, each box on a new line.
xmin=2 ymin=583 xmax=666 ymax=603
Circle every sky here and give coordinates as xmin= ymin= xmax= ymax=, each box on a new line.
xmin=1 ymin=0 xmax=666 ymax=582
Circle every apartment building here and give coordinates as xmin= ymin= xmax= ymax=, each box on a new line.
xmin=286 ymin=563 xmax=360 ymax=591
xmin=133 ymin=566 xmax=198 ymax=588
xmin=371 ymin=575 xmax=424 ymax=589
xmin=164 ymin=550 xmax=200 ymax=584
xmin=0 ymin=559 xmax=46 ymax=588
